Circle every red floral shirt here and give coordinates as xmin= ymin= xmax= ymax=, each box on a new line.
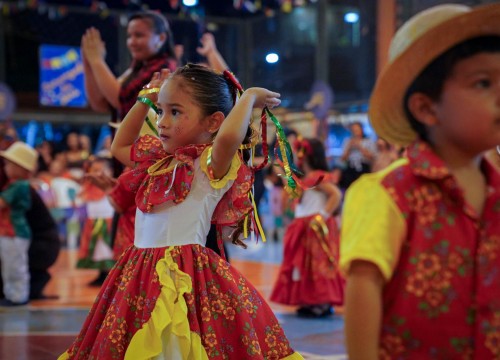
xmin=342 ymin=141 xmax=500 ymax=359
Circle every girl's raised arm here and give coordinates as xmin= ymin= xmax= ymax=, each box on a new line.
xmin=111 ymin=70 xmax=170 ymax=167
xmin=81 ymin=29 xmax=109 ymax=112
xmin=82 ymin=27 xmax=121 ymax=109
xmin=210 ymin=87 xmax=280 ymax=179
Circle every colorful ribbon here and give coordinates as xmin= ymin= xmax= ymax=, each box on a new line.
xmin=263 ymin=108 xmax=303 ymax=198
xmin=310 ymin=214 xmax=335 ymax=264
xmin=145 ymin=114 xmax=159 ymax=136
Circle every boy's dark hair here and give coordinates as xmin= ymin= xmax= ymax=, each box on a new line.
xmin=404 ymin=36 xmax=500 ymax=142
xmin=129 ymin=11 xmax=176 ymax=60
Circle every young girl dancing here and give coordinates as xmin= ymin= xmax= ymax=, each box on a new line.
xmin=59 ymin=64 xmax=303 ymax=360
xmin=270 ymin=138 xmax=344 ymax=317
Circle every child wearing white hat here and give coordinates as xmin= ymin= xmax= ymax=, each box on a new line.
xmin=340 ymin=3 xmax=500 ymax=359
xmin=0 ymin=141 xmax=38 ymax=307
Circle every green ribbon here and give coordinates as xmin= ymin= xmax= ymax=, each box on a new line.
xmin=265 ymin=108 xmax=302 ymax=194
xmin=145 ymin=114 xmax=159 ymax=136
xmin=137 ymin=96 xmax=159 ymax=114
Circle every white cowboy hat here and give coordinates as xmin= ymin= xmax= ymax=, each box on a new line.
xmin=0 ymin=141 xmax=38 ymax=173
xmin=369 ymin=3 xmax=500 ymax=146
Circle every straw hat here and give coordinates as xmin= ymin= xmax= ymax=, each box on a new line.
xmin=369 ymin=3 xmax=500 ymax=146
xmin=0 ymin=141 xmax=38 ymax=173
xmin=108 ymin=108 xmax=158 ymax=137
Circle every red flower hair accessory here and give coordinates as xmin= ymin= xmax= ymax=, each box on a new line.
xmin=223 ymin=69 xmax=244 ymax=105
xmin=295 ymin=138 xmax=313 ymax=157
xmin=223 ymin=69 xmax=243 ymax=94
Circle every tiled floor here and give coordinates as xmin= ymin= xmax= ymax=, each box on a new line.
xmin=0 ymin=239 xmax=346 ymax=360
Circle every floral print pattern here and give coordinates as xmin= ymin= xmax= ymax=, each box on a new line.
xmin=61 ymin=136 xmax=301 ymax=360
xmin=377 ymin=141 xmax=500 ymax=358
xmin=405 ymin=241 xmax=473 ymax=318
xmin=120 ymin=135 xmax=208 ymax=212
xmin=63 ymin=245 xmax=296 ymax=359
xmin=119 ymin=135 xmax=254 ymax=228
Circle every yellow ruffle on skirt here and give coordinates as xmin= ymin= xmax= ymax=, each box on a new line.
xmin=59 ymin=244 xmax=305 ymax=360
xmin=125 ymin=248 xmax=208 ymax=359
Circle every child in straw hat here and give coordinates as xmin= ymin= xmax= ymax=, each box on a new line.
xmin=340 ymin=3 xmax=500 ymax=359
xmin=0 ymin=141 xmax=38 ymax=307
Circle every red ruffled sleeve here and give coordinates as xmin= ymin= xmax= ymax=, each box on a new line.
xmin=301 ymin=170 xmax=335 ymax=188
xmin=118 ymin=135 xmax=208 ymax=213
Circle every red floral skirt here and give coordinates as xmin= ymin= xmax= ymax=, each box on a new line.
xmin=60 ymin=244 xmax=302 ymax=360
xmin=270 ymin=215 xmax=344 ymax=306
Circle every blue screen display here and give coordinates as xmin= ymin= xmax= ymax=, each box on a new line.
xmin=39 ymin=44 xmax=87 ymax=107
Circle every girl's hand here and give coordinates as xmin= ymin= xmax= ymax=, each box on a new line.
xmin=141 ymin=69 xmax=171 ymax=103
xmin=82 ymin=27 xmax=106 ymax=65
xmin=243 ymin=87 xmax=281 ymax=109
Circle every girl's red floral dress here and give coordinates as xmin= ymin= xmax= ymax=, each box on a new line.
xmin=270 ymin=171 xmax=344 ymax=307
xmin=59 ymin=135 xmax=303 ymax=360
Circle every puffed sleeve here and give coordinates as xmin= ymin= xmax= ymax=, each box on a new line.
xmin=340 ymin=172 xmax=406 ymax=282
xmin=199 ymin=146 xmax=241 ymax=189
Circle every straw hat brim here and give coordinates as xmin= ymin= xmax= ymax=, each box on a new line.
xmin=369 ymin=3 xmax=500 ymax=147
xmin=0 ymin=144 xmax=38 ymax=173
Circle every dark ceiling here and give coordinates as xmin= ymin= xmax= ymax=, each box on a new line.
xmin=24 ymin=0 xmax=303 ymax=17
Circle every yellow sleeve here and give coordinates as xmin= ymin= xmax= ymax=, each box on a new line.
xmin=199 ymin=146 xmax=241 ymax=189
xmin=340 ymin=161 xmax=407 ymax=282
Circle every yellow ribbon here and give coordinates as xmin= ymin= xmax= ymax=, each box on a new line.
xmin=249 ymin=191 xmax=266 ymax=242
xmin=91 ymin=218 xmax=104 ymax=237
xmin=309 ymin=215 xmax=335 ymax=264
xmin=147 ymin=156 xmax=181 ymax=176
xmin=243 ymin=215 xmax=249 ymax=239
xmin=239 ymin=126 xmax=260 ymax=150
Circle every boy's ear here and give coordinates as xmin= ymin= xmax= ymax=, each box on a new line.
xmin=407 ymin=92 xmax=438 ymax=126
xmin=206 ymin=111 xmax=225 ymax=134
